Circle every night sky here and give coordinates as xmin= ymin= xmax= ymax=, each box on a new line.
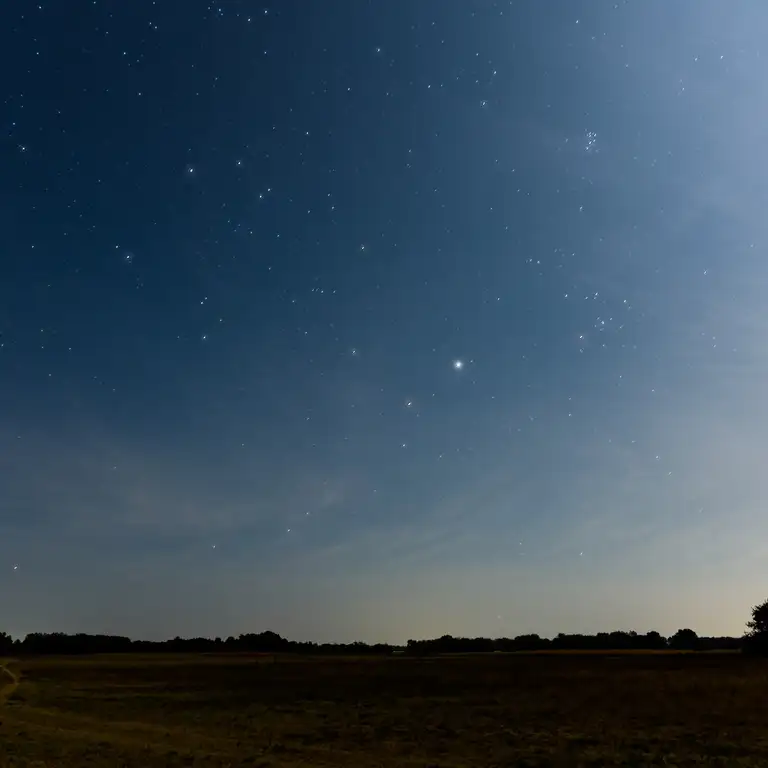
xmin=3 ymin=1 xmax=767 ymax=644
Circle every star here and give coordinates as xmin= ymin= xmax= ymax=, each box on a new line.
xmin=452 ymin=359 xmax=464 ymax=370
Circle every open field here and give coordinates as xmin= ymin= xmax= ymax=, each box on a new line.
xmin=2 ymin=652 xmax=768 ymax=766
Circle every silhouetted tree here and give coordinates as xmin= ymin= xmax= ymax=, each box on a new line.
xmin=511 ymin=634 xmax=550 ymax=651
xmin=0 ymin=631 xmax=13 ymax=655
xmin=743 ymin=598 xmax=768 ymax=655
xmin=669 ymin=628 xmax=699 ymax=650
xmin=642 ymin=631 xmax=668 ymax=650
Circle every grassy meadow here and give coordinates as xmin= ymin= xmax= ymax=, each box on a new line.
xmin=1 ymin=650 xmax=768 ymax=766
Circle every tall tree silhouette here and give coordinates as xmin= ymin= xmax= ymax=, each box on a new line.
xmin=743 ymin=598 xmax=768 ymax=655
xmin=0 ymin=631 xmax=13 ymax=655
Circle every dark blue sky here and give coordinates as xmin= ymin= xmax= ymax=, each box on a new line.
xmin=3 ymin=1 xmax=767 ymax=643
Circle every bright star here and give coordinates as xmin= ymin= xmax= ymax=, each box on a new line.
xmin=453 ymin=359 xmax=464 ymax=370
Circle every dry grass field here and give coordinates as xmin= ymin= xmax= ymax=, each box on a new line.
xmin=1 ymin=651 xmax=768 ymax=767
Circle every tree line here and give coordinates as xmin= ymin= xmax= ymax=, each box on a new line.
xmin=0 ymin=627 xmax=742 ymax=656
xmin=406 ymin=628 xmax=741 ymax=655
xmin=2 ymin=599 xmax=767 ymax=656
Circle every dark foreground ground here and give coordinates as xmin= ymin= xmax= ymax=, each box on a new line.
xmin=1 ymin=651 xmax=767 ymax=767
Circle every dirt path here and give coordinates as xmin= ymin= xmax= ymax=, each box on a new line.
xmin=0 ymin=662 xmax=19 ymax=705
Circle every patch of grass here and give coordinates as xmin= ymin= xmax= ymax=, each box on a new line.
xmin=1 ymin=652 xmax=768 ymax=766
